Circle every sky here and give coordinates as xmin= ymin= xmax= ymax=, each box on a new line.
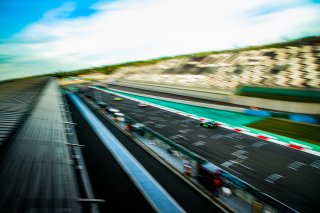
xmin=0 ymin=0 xmax=320 ymax=81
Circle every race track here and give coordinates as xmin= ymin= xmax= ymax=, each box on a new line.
xmin=86 ymin=88 xmax=320 ymax=212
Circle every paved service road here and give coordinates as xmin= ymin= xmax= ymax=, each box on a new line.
xmin=87 ymin=88 xmax=320 ymax=212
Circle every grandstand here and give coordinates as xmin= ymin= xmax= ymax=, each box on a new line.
xmin=109 ymin=43 xmax=320 ymax=91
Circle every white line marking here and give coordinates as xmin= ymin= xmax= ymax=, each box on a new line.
xmin=197 ymin=134 xmax=207 ymax=138
xmin=304 ymin=150 xmax=320 ymax=157
xmin=169 ymin=135 xmax=181 ymax=140
xmin=178 ymin=129 xmax=193 ymax=134
xmin=221 ymin=160 xmax=242 ymax=175
xmin=244 ymin=132 xmax=257 ymax=137
xmin=268 ymin=139 xmax=287 ymax=146
xmin=235 ymin=145 xmax=245 ymax=149
xmin=232 ymin=150 xmax=248 ymax=160
xmin=221 ymin=160 xmax=235 ymax=167
xmin=222 ymin=126 xmax=234 ymax=130
xmin=310 ymin=160 xmax=320 ymax=170
xmin=230 ymin=160 xmax=254 ymax=171
xmin=169 ymin=135 xmax=190 ymax=141
xmin=192 ymin=141 xmax=207 ymax=146
xmin=252 ymin=141 xmax=267 ymax=148
xmin=265 ymin=174 xmax=284 ymax=184
xmin=288 ymin=161 xmax=306 ymax=170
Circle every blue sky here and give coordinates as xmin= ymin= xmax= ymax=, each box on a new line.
xmin=0 ymin=0 xmax=320 ymax=81
xmin=0 ymin=0 xmax=99 ymax=39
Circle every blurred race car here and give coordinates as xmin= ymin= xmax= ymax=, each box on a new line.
xmin=97 ymin=101 xmax=107 ymax=107
xmin=114 ymin=112 xmax=125 ymax=122
xmin=106 ymin=108 xmax=120 ymax=114
xmin=138 ymin=103 xmax=150 ymax=108
xmin=113 ymin=97 xmax=123 ymax=101
xmin=200 ymin=120 xmax=218 ymax=128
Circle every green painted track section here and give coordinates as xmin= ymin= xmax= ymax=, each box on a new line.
xmin=94 ymin=87 xmax=320 ymax=153
xmin=107 ymin=89 xmax=263 ymax=126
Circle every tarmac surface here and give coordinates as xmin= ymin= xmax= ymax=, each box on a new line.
xmin=108 ymin=83 xmax=303 ymax=114
xmin=87 ymin=88 xmax=320 ymax=212
xmin=67 ymin=94 xmax=226 ymax=212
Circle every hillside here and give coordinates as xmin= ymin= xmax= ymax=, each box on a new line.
xmin=57 ymin=36 xmax=320 ymax=91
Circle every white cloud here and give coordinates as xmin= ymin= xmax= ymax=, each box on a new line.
xmin=1 ymin=0 xmax=320 ymax=80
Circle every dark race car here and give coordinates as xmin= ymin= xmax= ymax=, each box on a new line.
xmin=138 ymin=102 xmax=150 ymax=108
xmin=200 ymin=120 xmax=218 ymax=128
xmin=97 ymin=101 xmax=107 ymax=107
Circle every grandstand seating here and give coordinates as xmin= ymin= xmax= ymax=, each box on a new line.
xmin=111 ymin=44 xmax=320 ymax=90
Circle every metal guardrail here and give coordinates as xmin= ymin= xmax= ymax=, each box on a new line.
xmin=139 ymin=125 xmax=207 ymax=165
xmin=60 ymin=88 xmax=101 ymax=213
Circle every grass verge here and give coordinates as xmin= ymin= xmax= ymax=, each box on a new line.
xmin=239 ymin=93 xmax=320 ymax=103
xmin=247 ymin=118 xmax=320 ymax=145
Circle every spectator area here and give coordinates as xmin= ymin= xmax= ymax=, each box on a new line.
xmin=110 ymin=44 xmax=320 ymax=90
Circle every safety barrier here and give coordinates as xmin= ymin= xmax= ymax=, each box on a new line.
xmin=244 ymin=109 xmax=319 ymax=124
xmin=136 ymin=124 xmax=207 ymax=165
xmin=289 ymin=114 xmax=318 ymax=124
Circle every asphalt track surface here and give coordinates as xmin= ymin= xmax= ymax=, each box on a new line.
xmin=67 ymin=95 xmax=225 ymax=213
xmin=108 ymin=84 xmax=247 ymax=108
xmin=108 ymin=84 xmax=293 ymax=114
xmin=87 ymin=88 xmax=320 ymax=213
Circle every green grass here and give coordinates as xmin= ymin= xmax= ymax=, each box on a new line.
xmin=247 ymin=118 xmax=320 ymax=145
xmin=238 ymin=92 xmax=320 ymax=103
